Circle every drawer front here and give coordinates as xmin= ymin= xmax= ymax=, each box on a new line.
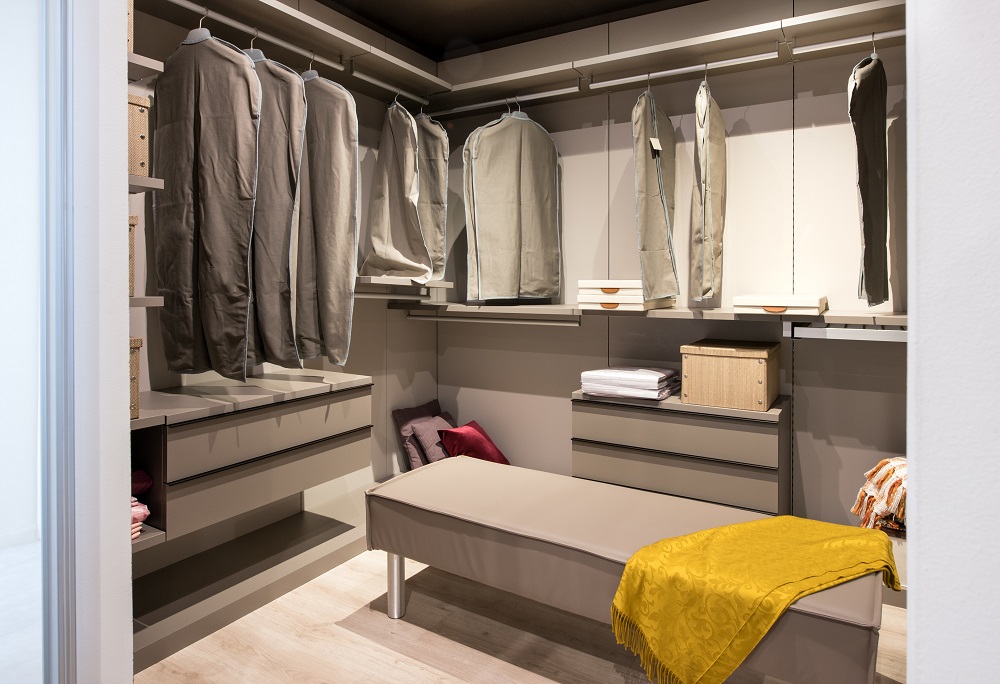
xmin=572 ymin=440 xmax=780 ymax=514
xmin=166 ymin=386 xmax=371 ymax=482
xmin=165 ymin=427 xmax=371 ymax=539
xmin=572 ymin=401 xmax=778 ymax=469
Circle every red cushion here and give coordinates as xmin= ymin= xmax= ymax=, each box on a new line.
xmin=439 ymin=421 xmax=510 ymax=465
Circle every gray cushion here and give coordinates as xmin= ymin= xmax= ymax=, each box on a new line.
xmin=412 ymin=412 xmax=455 ymax=463
xmin=391 ymin=400 xmax=441 ymax=470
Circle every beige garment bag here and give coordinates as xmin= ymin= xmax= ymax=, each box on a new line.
xmin=691 ymin=81 xmax=727 ymax=302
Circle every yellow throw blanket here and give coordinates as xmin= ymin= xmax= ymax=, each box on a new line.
xmin=612 ymin=516 xmax=900 ymax=684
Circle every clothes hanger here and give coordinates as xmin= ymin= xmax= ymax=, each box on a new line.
xmin=184 ymin=6 xmax=212 ymax=43
xmin=302 ymin=52 xmax=319 ymax=80
xmin=244 ymin=28 xmax=265 ymax=62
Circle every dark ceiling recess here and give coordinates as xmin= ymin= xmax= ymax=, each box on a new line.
xmin=317 ymin=0 xmax=705 ymax=61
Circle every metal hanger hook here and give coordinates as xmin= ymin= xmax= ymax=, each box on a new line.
xmin=504 ymin=97 xmax=511 ymax=114
xmin=871 ymin=32 xmax=877 ymax=55
xmin=199 ymin=6 xmax=208 ymax=28
xmin=515 ymin=96 xmax=521 ymax=111
xmin=394 ymin=91 xmax=400 ymax=103
xmin=646 ymin=72 xmax=651 ymax=92
xmin=250 ymin=28 xmax=258 ymax=49
xmin=308 ymin=52 xmax=315 ymax=71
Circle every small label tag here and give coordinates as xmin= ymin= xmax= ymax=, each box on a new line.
xmin=649 ymin=137 xmax=662 ymax=151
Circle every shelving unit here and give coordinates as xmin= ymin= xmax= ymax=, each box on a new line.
xmin=129 ymin=296 xmax=164 ymax=308
xmin=355 ymin=276 xmax=454 ymax=302
xmin=128 ymin=175 xmax=163 ymax=194
xmin=127 ymin=52 xmax=164 ymax=82
xmin=131 ymin=525 xmax=166 ymax=553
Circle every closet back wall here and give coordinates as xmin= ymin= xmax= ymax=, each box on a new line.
xmin=437 ymin=0 xmax=906 ymax=527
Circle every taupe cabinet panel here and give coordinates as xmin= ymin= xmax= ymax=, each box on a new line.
xmin=572 ymin=440 xmax=781 ymax=514
xmin=571 ymin=394 xmax=790 ymax=513
xmin=165 ymin=429 xmax=371 ymax=538
xmin=166 ymin=386 xmax=372 ymax=482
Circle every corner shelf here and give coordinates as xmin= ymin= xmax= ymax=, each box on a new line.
xmin=132 ymin=524 xmax=166 ymax=553
xmin=128 ymin=52 xmax=164 ymax=82
xmin=130 ymin=296 xmax=164 ymax=308
xmin=129 ymin=176 xmax=164 ymax=194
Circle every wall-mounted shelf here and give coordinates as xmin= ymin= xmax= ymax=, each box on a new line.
xmin=355 ymin=276 xmax=453 ymax=302
xmin=137 ymin=0 xmax=451 ymax=101
xmin=131 ymin=524 xmax=166 ymax=553
xmin=128 ymin=52 xmax=164 ymax=82
xmin=790 ymin=324 xmax=907 ymax=343
xmin=130 ymin=367 xmax=372 ymax=429
xmin=129 ymin=176 xmax=164 ymax=194
xmin=130 ymin=296 xmax=164 ymax=308
xmin=430 ymin=0 xmax=904 ymax=114
xmin=406 ymin=303 xmax=583 ymax=327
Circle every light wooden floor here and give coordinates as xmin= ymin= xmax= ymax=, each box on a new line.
xmin=135 ymin=550 xmax=906 ymax=684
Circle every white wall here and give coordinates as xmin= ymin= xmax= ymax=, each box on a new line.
xmin=0 ymin=0 xmax=43 ymax=550
xmin=73 ymin=0 xmax=133 ymax=680
xmin=907 ymin=1 xmax=1000 ymax=680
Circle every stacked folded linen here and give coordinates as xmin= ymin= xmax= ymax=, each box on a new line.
xmin=581 ymin=367 xmax=680 ymax=400
xmin=578 ymin=280 xmax=676 ymax=311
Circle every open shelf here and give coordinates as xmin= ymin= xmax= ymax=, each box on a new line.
xmin=133 ymin=510 xmax=366 ymax=671
xmin=132 ymin=525 xmax=166 ymax=553
xmin=130 ymin=296 xmax=164 ymax=308
xmin=128 ymin=52 xmax=164 ymax=82
xmin=130 ymin=368 xmax=372 ymax=429
xmin=572 ymin=389 xmax=787 ymax=424
xmin=129 ymin=175 xmax=164 ymax=194
xmin=355 ymin=276 xmax=454 ymax=302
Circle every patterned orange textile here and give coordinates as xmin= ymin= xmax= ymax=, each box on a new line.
xmin=852 ymin=457 xmax=907 ymax=530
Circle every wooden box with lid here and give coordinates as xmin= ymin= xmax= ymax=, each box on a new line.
xmin=680 ymin=339 xmax=780 ymax=411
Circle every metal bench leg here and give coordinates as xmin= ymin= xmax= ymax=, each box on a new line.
xmin=387 ymin=552 xmax=406 ymax=619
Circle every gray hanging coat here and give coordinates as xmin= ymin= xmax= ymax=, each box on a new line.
xmin=464 ymin=112 xmax=560 ymax=301
xmin=295 ymin=72 xmax=359 ymax=366
xmin=415 ymin=114 xmax=449 ymax=282
xmin=153 ymin=30 xmax=261 ymax=381
xmin=849 ymin=56 xmax=889 ymax=306
xmin=691 ymin=81 xmax=727 ymax=302
xmin=632 ymin=91 xmax=679 ymax=301
xmin=244 ymin=51 xmax=306 ymax=369
xmin=359 ymin=102 xmax=431 ymax=281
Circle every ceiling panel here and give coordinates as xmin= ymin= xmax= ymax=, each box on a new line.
xmin=316 ymin=0 xmax=705 ymax=60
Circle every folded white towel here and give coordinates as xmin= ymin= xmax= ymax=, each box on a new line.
xmin=580 ymin=367 xmax=676 ymax=391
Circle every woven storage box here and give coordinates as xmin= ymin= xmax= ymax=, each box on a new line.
xmin=680 ymin=339 xmax=780 ymax=412
xmin=127 ymin=94 xmax=150 ymax=176
xmin=129 ymin=337 xmax=143 ymax=419
xmin=128 ymin=215 xmax=138 ymax=297
xmin=127 ymin=0 xmax=134 ymax=52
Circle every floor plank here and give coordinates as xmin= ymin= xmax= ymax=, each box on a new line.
xmin=135 ymin=550 xmax=906 ymax=683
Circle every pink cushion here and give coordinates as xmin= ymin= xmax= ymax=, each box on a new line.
xmin=392 ymin=400 xmax=441 ymax=470
xmin=439 ymin=421 xmax=510 ymax=465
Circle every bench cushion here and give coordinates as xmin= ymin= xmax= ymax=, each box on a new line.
xmin=366 ymin=457 xmax=882 ymax=683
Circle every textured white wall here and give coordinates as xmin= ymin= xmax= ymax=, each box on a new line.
xmin=907 ymin=1 xmax=1000 ymax=680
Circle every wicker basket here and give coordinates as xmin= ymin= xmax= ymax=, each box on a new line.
xmin=127 ymin=0 xmax=134 ymax=52
xmin=130 ymin=337 xmax=143 ymax=419
xmin=128 ymin=215 xmax=138 ymax=297
xmin=127 ymin=94 xmax=150 ymax=176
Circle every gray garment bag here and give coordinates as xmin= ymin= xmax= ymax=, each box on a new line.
xmin=849 ymin=56 xmax=889 ymax=306
xmin=244 ymin=52 xmax=306 ymax=369
xmin=359 ymin=102 xmax=431 ymax=282
xmin=415 ymin=114 xmax=449 ymax=282
xmin=153 ymin=31 xmax=261 ymax=381
xmin=632 ymin=91 xmax=679 ymax=301
xmin=691 ymin=81 xmax=727 ymax=302
xmin=465 ymin=112 xmax=560 ymax=301
xmin=295 ymin=72 xmax=359 ymax=366
xmin=462 ymin=121 xmax=486 ymax=299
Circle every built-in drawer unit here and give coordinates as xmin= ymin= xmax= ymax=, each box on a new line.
xmin=166 ymin=385 xmax=371 ymax=482
xmin=570 ymin=391 xmax=790 ymax=514
xmin=164 ymin=427 xmax=371 ymax=538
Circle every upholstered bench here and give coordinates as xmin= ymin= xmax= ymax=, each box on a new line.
xmin=366 ymin=457 xmax=884 ymax=684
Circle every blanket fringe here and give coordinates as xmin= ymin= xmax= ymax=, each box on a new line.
xmin=612 ymin=603 xmax=687 ymax=684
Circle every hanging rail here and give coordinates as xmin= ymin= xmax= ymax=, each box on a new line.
xmin=427 ymin=84 xmax=581 ymax=118
xmin=792 ymin=28 xmax=905 ymax=56
xmin=588 ymin=50 xmax=780 ymax=91
xmin=157 ymin=0 xmax=429 ymax=105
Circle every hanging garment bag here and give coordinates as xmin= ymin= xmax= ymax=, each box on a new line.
xmin=462 ymin=121 xmax=489 ymax=299
xmin=415 ymin=113 xmax=449 ymax=282
xmin=849 ymin=56 xmax=889 ymax=306
xmin=296 ymin=72 xmax=359 ymax=365
xmin=632 ymin=91 xmax=679 ymax=302
xmin=244 ymin=52 xmax=306 ymax=368
xmin=359 ymin=102 xmax=431 ymax=281
xmin=465 ymin=112 xmax=560 ymax=301
xmin=691 ymin=81 xmax=727 ymax=302
xmin=153 ymin=30 xmax=261 ymax=381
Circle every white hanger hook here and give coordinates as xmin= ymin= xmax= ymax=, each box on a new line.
xmin=515 ymin=96 xmax=521 ymax=112
xmin=199 ymin=6 xmax=208 ymax=28
xmin=250 ymin=28 xmax=258 ymax=49
xmin=504 ymin=97 xmax=511 ymax=114
xmin=871 ymin=32 xmax=877 ymax=55
xmin=308 ymin=52 xmax=315 ymax=71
